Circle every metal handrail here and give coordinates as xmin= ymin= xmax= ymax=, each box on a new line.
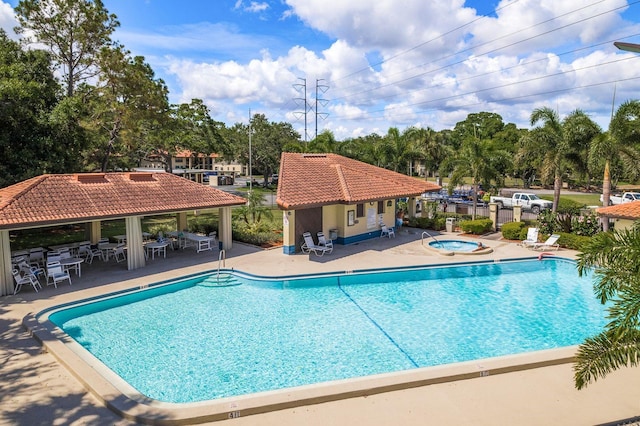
xmin=421 ymin=231 xmax=440 ymax=245
xmin=216 ymin=250 xmax=226 ymax=282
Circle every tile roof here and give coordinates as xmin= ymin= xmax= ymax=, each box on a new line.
xmin=0 ymin=172 xmax=247 ymax=230
xmin=597 ymin=200 xmax=640 ymax=220
xmin=276 ymin=153 xmax=441 ymax=210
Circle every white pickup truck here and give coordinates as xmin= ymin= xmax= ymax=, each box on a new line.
xmin=489 ymin=192 xmax=553 ymax=214
xmin=600 ymin=192 xmax=640 ymax=206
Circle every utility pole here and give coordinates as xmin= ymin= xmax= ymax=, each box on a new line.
xmin=315 ymin=79 xmax=329 ymax=140
xmin=293 ymin=78 xmax=309 ymax=142
xmin=248 ymin=108 xmax=252 ymax=194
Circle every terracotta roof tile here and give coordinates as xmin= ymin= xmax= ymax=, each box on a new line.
xmin=276 ymin=153 xmax=441 ymax=209
xmin=0 ymin=172 xmax=246 ymax=230
xmin=597 ymin=200 xmax=640 ymax=220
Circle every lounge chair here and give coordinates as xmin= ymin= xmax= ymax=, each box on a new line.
xmin=380 ymin=223 xmax=395 ymax=238
xmin=12 ymin=269 xmax=42 ymax=294
xmin=521 ymin=227 xmax=539 ymax=248
xmin=317 ymin=232 xmax=334 ymax=254
xmin=531 ymin=234 xmax=561 ymax=251
xmin=301 ymin=232 xmax=331 ymax=256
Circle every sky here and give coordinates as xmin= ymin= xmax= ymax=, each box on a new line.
xmin=2 ymin=0 xmax=640 ymax=140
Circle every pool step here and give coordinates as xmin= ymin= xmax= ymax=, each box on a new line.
xmin=199 ymin=274 xmax=241 ymax=287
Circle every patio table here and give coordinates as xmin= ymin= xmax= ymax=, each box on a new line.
xmin=98 ymin=243 xmax=119 ymax=261
xmin=145 ymin=242 xmax=169 ymax=260
xmin=59 ymin=257 xmax=84 ymax=277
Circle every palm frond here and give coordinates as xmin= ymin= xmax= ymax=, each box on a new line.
xmin=574 ymin=329 xmax=640 ymax=389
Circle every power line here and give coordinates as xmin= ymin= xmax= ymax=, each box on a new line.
xmin=333 ymin=0 xmax=523 ymax=82
xmin=335 ymin=0 xmax=630 ymax=103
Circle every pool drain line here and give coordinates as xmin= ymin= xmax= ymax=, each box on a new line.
xmin=337 ymin=277 xmax=419 ymax=368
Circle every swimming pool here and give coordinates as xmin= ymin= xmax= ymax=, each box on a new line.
xmin=45 ymin=257 xmax=604 ymax=411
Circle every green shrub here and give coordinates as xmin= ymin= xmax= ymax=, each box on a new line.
xmin=433 ymin=217 xmax=446 ymax=231
xmin=554 ymin=232 xmax=591 ymax=250
xmin=406 ymin=216 xmax=434 ymax=229
xmin=188 ymin=216 xmax=218 ymax=235
xmin=459 ymin=218 xmax=493 ymax=235
xmin=232 ymin=228 xmax=280 ymax=246
xmin=501 ymin=222 xmax=526 ymax=240
xmin=147 ymin=223 xmax=174 ymax=238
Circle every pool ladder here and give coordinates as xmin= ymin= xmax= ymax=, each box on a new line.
xmin=216 ymin=250 xmax=226 ymax=283
xmin=421 ymin=231 xmax=440 ymax=245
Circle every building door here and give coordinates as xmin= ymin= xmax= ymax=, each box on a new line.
xmin=295 ymin=207 xmax=323 ymax=252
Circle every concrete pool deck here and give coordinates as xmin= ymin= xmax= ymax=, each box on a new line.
xmin=2 ymin=228 xmax=640 ymax=425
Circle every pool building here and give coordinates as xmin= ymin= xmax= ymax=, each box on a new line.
xmin=276 ymin=153 xmax=441 ymax=254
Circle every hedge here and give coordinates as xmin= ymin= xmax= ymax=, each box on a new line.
xmin=501 ymin=222 xmax=526 ymax=240
xmin=459 ymin=218 xmax=493 ymax=235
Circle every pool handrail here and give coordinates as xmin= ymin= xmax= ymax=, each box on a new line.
xmin=421 ymin=230 xmax=440 ymax=245
xmin=217 ymin=249 xmax=226 ymax=283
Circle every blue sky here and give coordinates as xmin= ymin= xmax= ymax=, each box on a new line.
xmin=2 ymin=0 xmax=640 ymax=140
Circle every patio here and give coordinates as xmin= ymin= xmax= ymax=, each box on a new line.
xmin=2 ymin=230 xmax=640 ymax=425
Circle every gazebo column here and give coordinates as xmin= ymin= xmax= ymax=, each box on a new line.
xmin=125 ymin=216 xmax=146 ymax=270
xmin=0 ymin=230 xmax=13 ymax=296
xmin=176 ymin=212 xmax=188 ymax=232
xmin=282 ymin=210 xmax=296 ymax=255
xmin=218 ymin=206 xmax=232 ymax=250
xmin=88 ymin=220 xmax=102 ymax=244
xmin=407 ymin=196 xmax=417 ymax=218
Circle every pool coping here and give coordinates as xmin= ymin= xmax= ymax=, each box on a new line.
xmin=25 ymin=257 xmax=582 ymax=425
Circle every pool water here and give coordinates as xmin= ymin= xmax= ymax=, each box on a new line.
xmin=49 ymin=259 xmax=605 ymax=404
xmin=429 ymin=239 xmax=479 ymax=252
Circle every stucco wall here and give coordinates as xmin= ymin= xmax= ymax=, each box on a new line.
xmin=612 ymin=218 xmax=635 ymax=231
xmin=281 ymin=200 xmax=399 ymax=254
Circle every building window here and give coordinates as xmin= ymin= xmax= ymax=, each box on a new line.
xmin=377 ymin=201 xmax=384 ymax=214
xmin=356 ymin=204 xmax=364 ymax=218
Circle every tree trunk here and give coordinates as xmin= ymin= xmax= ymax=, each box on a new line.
xmin=602 ymin=160 xmax=611 ymax=232
xmin=552 ymin=173 xmax=562 ymax=213
xmin=472 ymin=182 xmax=478 ymax=220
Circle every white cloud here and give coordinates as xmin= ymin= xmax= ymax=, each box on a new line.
xmin=0 ymin=1 xmax=18 ymax=39
xmin=8 ymin=0 xmax=637 ymax=138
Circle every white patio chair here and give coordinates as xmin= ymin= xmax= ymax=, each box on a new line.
xmin=531 ymin=234 xmax=561 ymax=251
xmin=78 ymin=244 xmax=103 ymax=264
xmin=17 ymin=259 xmax=45 ymax=284
xmin=113 ymin=244 xmax=127 ymax=263
xmin=521 ymin=227 xmax=539 ymax=248
xmin=317 ymin=231 xmax=334 ymax=254
xmin=301 ymin=232 xmax=331 ymax=256
xmin=12 ymin=269 xmax=42 ymax=294
xmin=46 ymin=262 xmax=72 ymax=288
xmin=380 ymin=223 xmax=395 ymax=238
xmin=29 ymin=248 xmax=46 ymax=267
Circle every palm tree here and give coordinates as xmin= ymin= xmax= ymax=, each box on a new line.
xmin=590 ymin=100 xmax=640 ymax=230
xmin=442 ymin=137 xmax=508 ymax=219
xmin=382 ymin=127 xmax=421 ymax=173
xmin=519 ymin=108 xmax=598 ymax=213
xmin=308 ymin=129 xmax=339 ymax=153
xmin=574 ymin=225 xmax=640 ymax=389
xmin=407 ymin=127 xmax=451 ymax=180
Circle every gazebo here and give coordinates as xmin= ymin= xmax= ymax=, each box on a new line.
xmin=0 ymin=172 xmax=247 ymax=296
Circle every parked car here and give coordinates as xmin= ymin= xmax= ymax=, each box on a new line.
xmin=599 ymin=192 xmax=640 ymax=206
xmin=489 ymin=192 xmax=553 ymax=214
